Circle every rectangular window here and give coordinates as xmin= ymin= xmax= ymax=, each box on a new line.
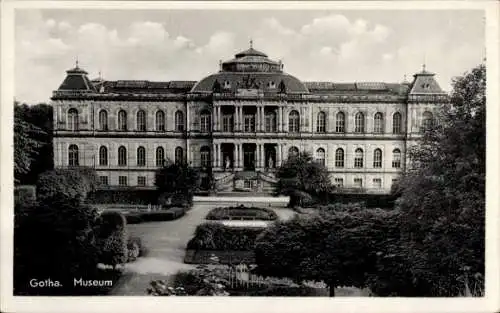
xmin=118 ymin=176 xmax=128 ymax=186
xmin=137 ymin=176 xmax=146 ymax=186
xmin=334 ymin=178 xmax=344 ymax=187
xmin=99 ymin=176 xmax=109 ymax=186
xmin=244 ymin=115 xmax=255 ymax=132
xmin=354 ymin=178 xmax=363 ymax=188
xmin=373 ymin=178 xmax=382 ymax=189
xmin=222 ymin=115 xmax=234 ymax=132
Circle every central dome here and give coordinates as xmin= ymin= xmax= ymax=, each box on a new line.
xmin=191 ymin=44 xmax=309 ymax=94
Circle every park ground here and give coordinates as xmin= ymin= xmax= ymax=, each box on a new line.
xmin=110 ymin=203 xmax=296 ymax=295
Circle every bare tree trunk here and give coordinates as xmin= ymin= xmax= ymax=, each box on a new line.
xmin=328 ymin=282 xmax=335 ymax=297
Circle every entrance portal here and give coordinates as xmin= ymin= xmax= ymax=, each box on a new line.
xmin=243 ymin=143 xmax=256 ymax=171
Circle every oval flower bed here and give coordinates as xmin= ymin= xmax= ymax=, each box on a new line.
xmin=206 ymin=205 xmax=278 ymax=221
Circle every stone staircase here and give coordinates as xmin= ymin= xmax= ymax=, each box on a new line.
xmin=214 ymin=172 xmax=234 ymax=192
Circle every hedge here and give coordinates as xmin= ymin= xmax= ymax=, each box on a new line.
xmin=88 ymin=189 xmax=159 ymax=205
xmin=186 ymin=223 xmax=265 ymax=251
xmin=140 ymin=207 xmax=185 ymax=222
xmin=206 ymin=206 xmax=278 ymax=221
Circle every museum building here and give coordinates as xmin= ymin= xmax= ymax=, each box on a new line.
xmin=52 ymin=44 xmax=449 ymax=194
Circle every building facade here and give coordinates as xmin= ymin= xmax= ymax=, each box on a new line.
xmin=52 ymin=45 xmax=448 ymax=194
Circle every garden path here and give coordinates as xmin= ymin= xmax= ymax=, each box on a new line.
xmin=110 ymin=203 xmax=296 ymax=295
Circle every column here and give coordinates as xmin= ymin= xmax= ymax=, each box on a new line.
xmin=218 ymin=106 xmax=222 ymax=132
xmin=212 ymin=143 xmax=217 ymax=168
xmin=239 ymin=143 xmax=243 ymax=169
xmin=218 ymin=143 xmax=222 ymax=168
xmin=282 ymin=107 xmax=286 ymax=132
xmin=233 ymin=144 xmax=237 ymax=168
xmin=277 ymin=143 xmax=282 ymax=167
xmin=235 ymin=106 xmax=240 ymax=131
xmin=260 ymin=144 xmax=265 ymax=168
xmin=277 ymin=106 xmax=281 ymax=132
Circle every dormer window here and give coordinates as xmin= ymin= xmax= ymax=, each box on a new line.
xmin=268 ymin=81 xmax=276 ymax=89
xmin=223 ymin=81 xmax=231 ymax=89
xmin=421 ymin=83 xmax=431 ymax=89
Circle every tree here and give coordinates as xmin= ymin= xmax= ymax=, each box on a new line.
xmin=155 ymin=161 xmax=200 ymax=206
xmin=14 ymin=102 xmax=53 ymax=185
xmin=14 ymin=197 xmax=101 ymax=295
xmin=254 ymin=207 xmax=400 ymax=296
xmin=274 ymin=151 xmax=333 ymax=207
xmin=394 ymin=64 xmax=485 ymax=296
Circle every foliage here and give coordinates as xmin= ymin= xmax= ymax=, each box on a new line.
xmin=14 ymin=185 xmax=37 ymax=206
xmin=149 ymin=265 xmax=229 ymax=296
xmin=96 ymin=212 xmax=128 ymax=268
xmin=14 ymin=102 xmax=53 ymax=185
xmin=392 ymin=64 xmax=485 ymax=296
xmin=187 ymin=223 xmax=265 ymax=251
xmin=254 ymin=208 xmax=400 ymax=296
xmin=274 ymin=151 xmax=334 ymax=207
xmin=87 ymin=189 xmax=160 ymax=205
xmin=155 ymin=161 xmax=200 ymax=206
xmin=14 ymin=197 xmax=102 ymax=295
xmin=36 ymin=167 xmax=99 ymax=203
xmin=206 ymin=206 xmax=278 ymax=221
xmin=139 ymin=207 xmax=186 ymax=221
xmin=127 ymin=236 xmax=147 ymax=262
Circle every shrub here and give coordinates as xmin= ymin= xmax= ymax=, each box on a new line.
xmin=206 ymin=206 xmax=278 ymax=221
xmin=14 ymin=185 xmax=36 ymax=206
xmin=97 ymin=211 xmax=127 ymax=267
xmin=14 ymin=197 xmax=102 ymax=295
xmin=186 ymin=223 xmax=265 ymax=251
xmin=87 ymin=189 xmax=159 ymax=205
xmin=125 ymin=214 xmax=144 ymax=224
xmin=36 ymin=167 xmax=99 ymax=202
xmin=127 ymin=236 xmax=147 ymax=262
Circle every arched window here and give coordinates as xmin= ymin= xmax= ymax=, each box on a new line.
xmin=392 ymin=112 xmax=402 ymax=134
xmin=68 ymin=108 xmax=79 ymax=131
xmin=68 ymin=144 xmax=79 ymax=166
xmin=335 ymin=148 xmax=344 ymax=168
xmin=288 ymin=146 xmax=299 ymax=159
xmin=200 ymin=146 xmax=211 ymax=167
xmin=118 ymin=110 xmax=127 ymax=131
xmin=316 ymin=111 xmax=326 ymax=133
xmin=99 ymin=110 xmax=108 ymax=131
xmin=392 ymin=149 xmax=402 ymax=168
xmin=335 ymin=112 xmax=345 ymax=133
xmin=316 ymin=148 xmax=326 ymax=166
xmin=288 ymin=110 xmax=300 ymax=133
xmin=373 ymin=148 xmax=383 ymax=168
xmin=422 ymin=111 xmax=434 ymax=130
xmin=354 ymin=148 xmax=364 ymax=168
xmin=175 ymin=111 xmax=185 ymax=132
xmin=355 ymin=112 xmax=365 ymax=133
xmin=118 ymin=146 xmax=127 ymax=166
xmin=265 ymin=111 xmax=277 ymax=132
xmin=155 ymin=110 xmax=165 ymax=131
xmin=137 ymin=146 xmax=146 ymax=166
xmin=99 ymin=146 xmax=108 ymax=166
xmin=156 ymin=147 xmax=165 ymax=167
xmin=137 ymin=110 xmax=146 ymax=131
xmin=200 ymin=110 xmax=211 ymax=133
xmin=374 ymin=112 xmax=384 ymax=133
xmin=175 ymin=147 xmax=184 ymax=164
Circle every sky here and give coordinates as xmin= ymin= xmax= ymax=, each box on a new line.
xmin=15 ymin=9 xmax=485 ymax=103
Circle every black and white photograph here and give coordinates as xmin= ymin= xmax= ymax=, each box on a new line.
xmin=1 ymin=1 xmax=499 ymax=312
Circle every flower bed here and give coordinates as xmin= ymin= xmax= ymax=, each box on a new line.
xmin=186 ymin=223 xmax=264 ymax=251
xmin=206 ymin=206 xmax=278 ymax=221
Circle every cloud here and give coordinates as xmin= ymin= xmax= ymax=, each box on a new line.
xmin=15 ymin=11 xmax=483 ymax=103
